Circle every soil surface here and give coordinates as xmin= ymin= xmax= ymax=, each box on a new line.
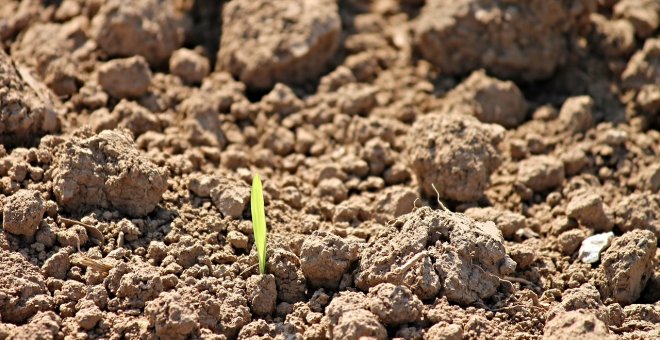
xmin=0 ymin=0 xmax=659 ymax=339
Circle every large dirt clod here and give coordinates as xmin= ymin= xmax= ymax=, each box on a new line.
xmin=178 ymin=92 xmax=228 ymax=149
xmin=613 ymin=193 xmax=660 ymax=238
xmin=2 ymin=189 xmax=46 ymax=237
xmin=464 ymin=207 xmax=525 ymax=239
xmin=110 ymin=99 xmax=160 ymax=137
xmin=543 ymin=311 xmax=615 ymax=340
xmin=366 ymin=283 xmax=424 ymax=326
xmin=566 ymin=192 xmax=614 ymax=232
xmin=246 ymin=274 xmax=277 ymax=316
xmin=415 ymin=0 xmax=596 ymax=81
xmin=0 ymin=249 xmax=51 ymax=323
xmin=268 ymin=247 xmax=307 ymax=303
xmin=97 ymin=56 xmax=152 ymax=99
xmin=355 ymin=207 xmax=515 ymax=304
xmin=300 ymin=231 xmax=360 ymax=289
xmin=144 ymin=284 xmax=252 ymax=339
xmin=0 ymin=49 xmax=58 ymax=144
xmin=91 ymin=0 xmax=185 ymax=66
xmin=217 ymin=0 xmax=341 ymax=90
xmin=406 ymin=113 xmax=504 ymax=202
xmin=622 ymin=38 xmax=660 ymax=90
xmin=437 ymin=70 xmax=529 ymax=128
xmin=589 ymin=14 xmax=636 ymax=58
xmin=106 ymin=261 xmax=164 ymax=310
xmin=595 ymin=230 xmax=656 ymax=305
xmin=425 ymin=323 xmax=464 ymax=340
xmin=546 ymin=285 xmax=612 ymax=325
xmin=325 ymin=292 xmax=388 ymax=340
xmin=621 ymin=38 xmax=660 ymax=116
xmin=10 ymin=19 xmax=86 ymax=96
xmin=203 ymin=174 xmax=250 ymax=219
xmin=211 ymin=184 xmax=250 ymax=219
xmin=75 ymin=299 xmax=103 ymax=330
xmin=51 ymin=129 xmax=168 ymax=217
xmin=333 ymin=309 xmax=387 ymax=340
xmin=558 ymin=96 xmax=594 ymax=133
xmin=144 ymin=290 xmax=199 ymax=339
xmin=613 ymin=0 xmax=660 ymax=39
xmin=0 ymin=311 xmax=61 ymax=339
xmin=517 ymin=155 xmax=565 ymax=192
xmin=169 ymin=48 xmax=210 ymax=85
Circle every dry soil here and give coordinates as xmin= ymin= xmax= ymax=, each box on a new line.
xmin=0 ymin=0 xmax=659 ymax=339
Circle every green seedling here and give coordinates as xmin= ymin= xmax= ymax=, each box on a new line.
xmin=251 ymin=174 xmax=267 ymax=274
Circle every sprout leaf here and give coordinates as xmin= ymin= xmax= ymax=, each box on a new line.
xmin=251 ymin=174 xmax=267 ymax=274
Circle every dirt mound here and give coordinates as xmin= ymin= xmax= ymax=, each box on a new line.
xmin=355 ymin=207 xmax=515 ymax=304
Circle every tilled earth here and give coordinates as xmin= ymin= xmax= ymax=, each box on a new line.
xmin=0 ymin=0 xmax=659 ymax=339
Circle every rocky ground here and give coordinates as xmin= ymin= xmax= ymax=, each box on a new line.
xmin=0 ymin=0 xmax=659 ymax=339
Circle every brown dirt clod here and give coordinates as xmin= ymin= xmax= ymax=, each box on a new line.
xmin=51 ymin=129 xmax=168 ymax=217
xmin=407 ymin=113 xmax=504 ymax=202
xmin=91 ymin=0 xmax=184 ymax=66
xmin=210 ymin=178 xmax=250 ymax=219
xmin=217 ymin=0 xmax=341 ymax=90
xmin=366 ymin=283 xmax=424 ymax=326
xmin=517 ymin=155 xmax=566 ymax=192
xmin=0 ymin=249 xmax=51 ymax=323
xmin=2 ymin=189 xmax=45 ymax=237
xmin=0 ymin=49 xmax=58 ymax=144
xmin=595 ymin=229 xmax=657 ymax=305
xmin=246 ymin=274 xmax=277 ymax=316
xmin=464 ymin=207 xmax=526 ymax=240
xmin=169 ymin=48 xmax=210 ymax=85
xmin=332 ymin=309 xmax=387 ymax=340
xmin=438 ymin=69 xmax=529 ymax=128
xmin=97 ymin=56 xmax=152 ymax=99
xmin=355 ymin=207 xmax=515 ymax=304
xmin=267 ymin=247 xmax=307 ymax=303
xmin=543 ymin=310 xmax=615 ymax=340
xmin=566 ymin=192 xmax=614 ymax=232
xmin=300 ymin=231 xmax=360 ymax=290
xmin=415 ymin=0 xmax=595 ymax=81
xmin=144 ymin=290 xmax=199 ymax=339
xmin=613 ymin=193 xmax=660 ymax=238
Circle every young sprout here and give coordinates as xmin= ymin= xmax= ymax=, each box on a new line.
xmin=251 ymin=174 xmax=267 ymax=274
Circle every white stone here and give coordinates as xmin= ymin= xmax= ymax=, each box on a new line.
xmin=578 ymin=232 xmax=615 ymax=264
